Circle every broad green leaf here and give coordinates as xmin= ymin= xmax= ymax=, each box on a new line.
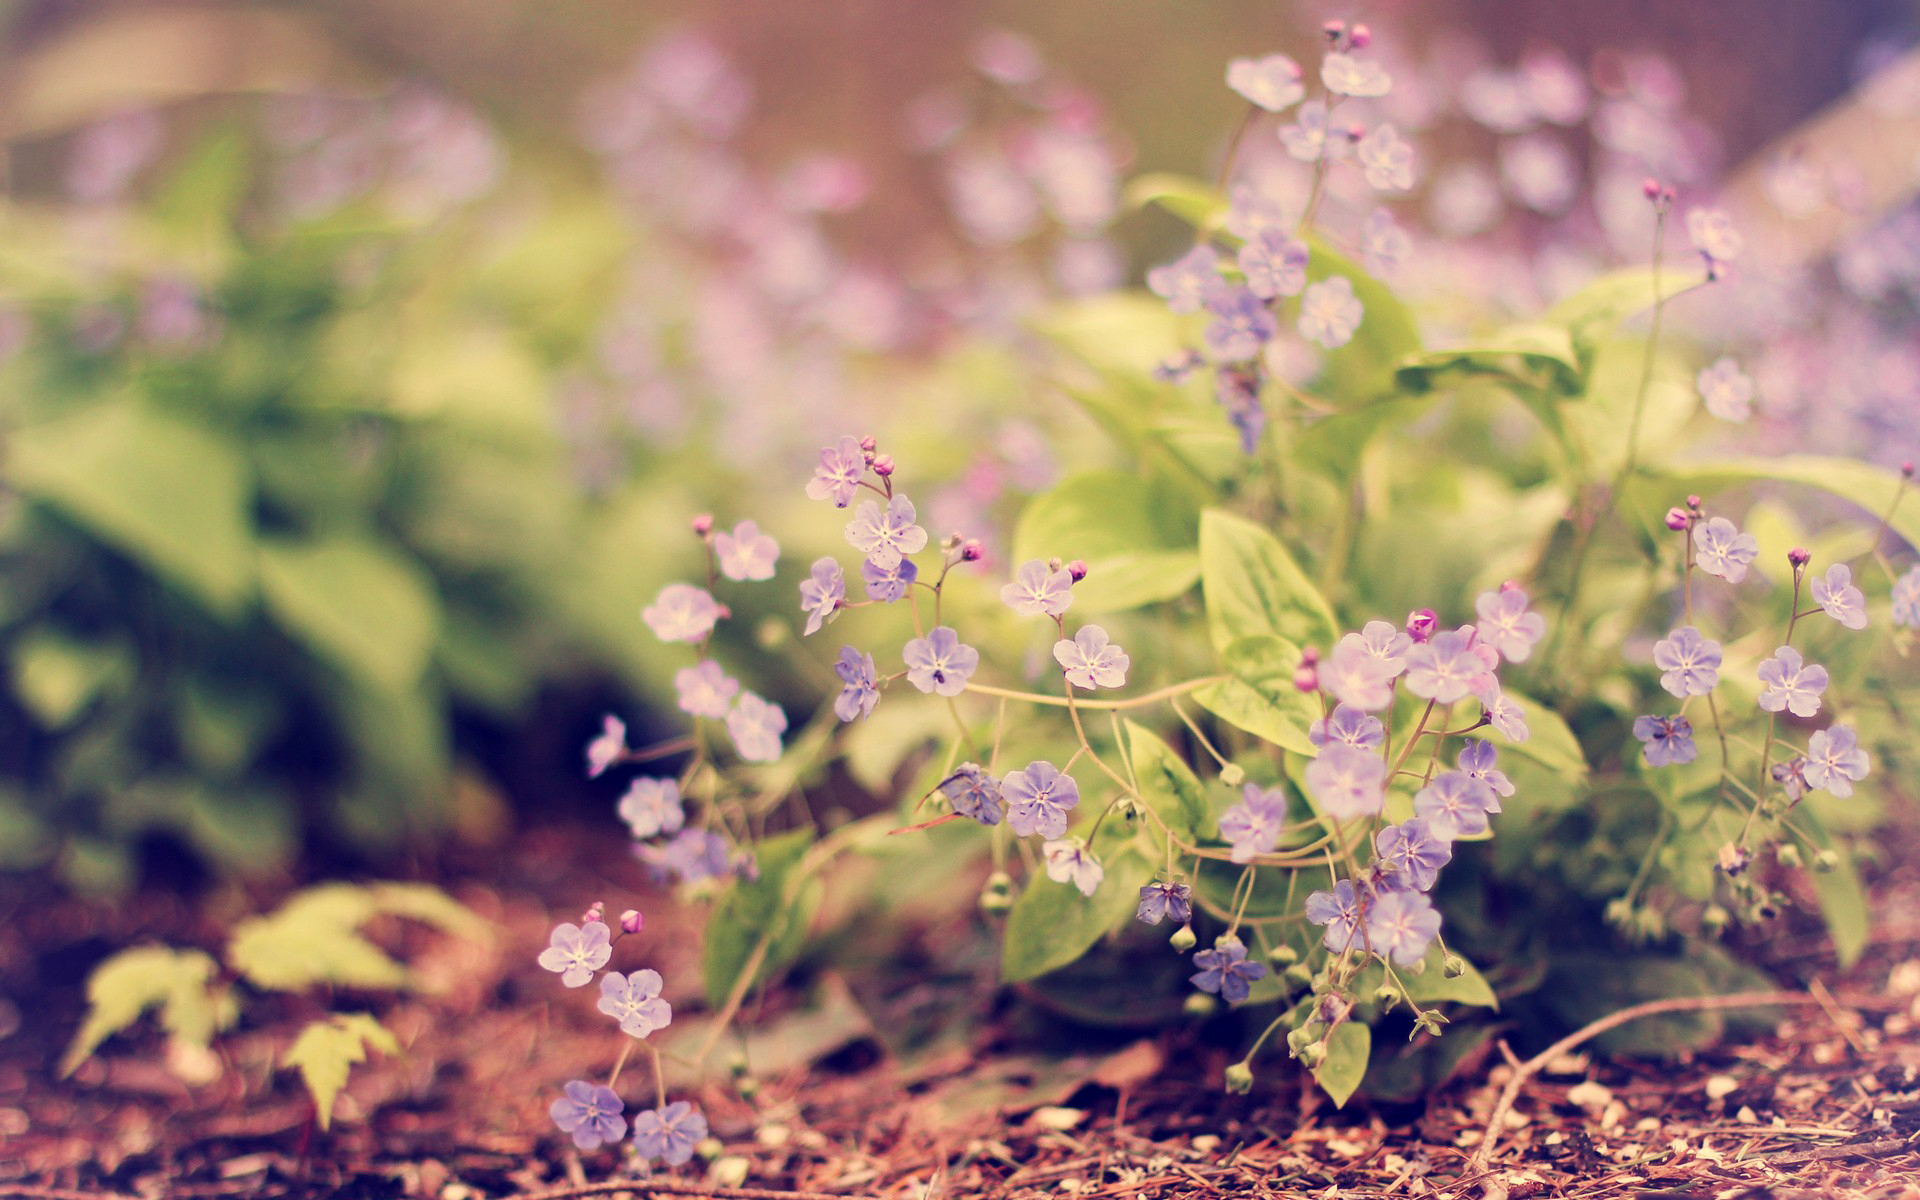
xmin=61 ymin=946 xmax=234 ymax=1075
xmin=1193 ymin=634 xmax=1320 ymax=755
xmin=1199 ymin=509 xmax=1339 ymax=654
xmin=1314 ymin=1021 xmax=1371 ymax=1108
xmin=10 ymin=633 xmax=134 ymax=728
xmin=1357 ymin=944 xmax=1499 ymax=1009
xmin=1123 ymin=172 xmax=1228 ymax=229
xmin=1303 ymin=234 xmax=1422 ymax=403
xmin=1800 ymin=820 xmax=1869 ymax=969
xmin=1545 ymin=266 xmax=1709 ymax=372
xmin=1124 ymin=720 xmax=1207 ymax=839
xmin=1013 ymin=471 xmax=1201 ymax=612
xmin=283 ymin=1013 xmax=399 ymax=1130
xmin=6 ymin=401 xmax=253 ymax=614
xmin=1030 ymin=292 xmax=1190 ymax=382
xmin=703 ymin=830 xmax=818 ymax=1008
xmin=1394 ymin=324 xmax=1581 ymax=396
xmin=1495 ymin=691 xmax=1588 ymax=779
xmin=257 ymin=533 xmax=440 ymax=694
xmin=228 ymin=882 xmax=484 ymax=992
xmin=1001 ymin=849 xmax=1152 ymax=983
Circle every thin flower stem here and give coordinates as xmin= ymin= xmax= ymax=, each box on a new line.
xmin=1387 ymin=699 xmax=1438 ymax=778
xmin=1170 ymin=696 xmax=1234 ymax=772
xmin=606 ymin=1039 xmax=633 ymax=1089
xmin=962 ymin=676 xmax=1228 ymax=710
xmin=642 ymin=1040 xmax=666 ymax=1109
xmin=1755 ymin=568 xmax=1807 ymax=806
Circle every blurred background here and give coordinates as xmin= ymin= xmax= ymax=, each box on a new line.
xmin=1 ymin=0 xmax=1916 ymax=893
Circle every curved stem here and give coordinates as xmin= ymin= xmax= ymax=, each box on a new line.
xmin=962 ymin=676 xmax=1228 ymax=711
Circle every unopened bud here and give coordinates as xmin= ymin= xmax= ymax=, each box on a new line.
xmin=1787 ymin=546 xmax=1810 ymax=568
xmin=871 ymin=454 xmax=894 ymax=477
xmin=1169 ymin=923 xmax=1198 ymax=953
xmin=1642 ymin=177 xmax=1662 ymax=200
xmin=1219 ymin=763 xmax=1246 ymax=787
xmin=690 ymin=514 xmax=714 ymax=537
xmin=1813 ymin=848 xmax=1840 ymax=873
xmin=1686 ymin=494 xmax=1703 ymax=510
xmin=620 ymin=908 xmax=644 ymax=935
xmin=1292 ymin=664 xmax=1319 ymax=693
xmin=1322 ymin=19 xmax=1346 ymax=39
xmin=735 ymin=1075 xmax=760 ymax=1101
xmin=961 ymin=538 xmax=985 ymax=562
xmin=1406 ymin=608 xmax=1438 ymax=643
xmin=979 ymin=871 xmax=1014 ymax=915
xmin=1300 ymin=646 xmax=1320 ymax=664
xmin=1224 ymin=1061 xmax=1255 ymax=1093
xmin=1904 ymin=461 xmax=1915 ymax=479
xmin=1297 ymin=1041 xmax=1327 ymax=1069
xmin=695 ymin=1137 xmax=725 ymax=1163
xmin=1664 ymin=506 xmax=1689 ymax=531
xmin=1066 ymin=559 xmax=1088 ymax=582
xmin=1348 ymin=22 xmax=1372 ymax=48
xmin=1443 ymin=954 xmax=1468 ymax=979
xmin=1284 ymin=963 xmax=1315 ymax=990
xmin=1286 ymin=1027 xmax=1317 ymax=1054
xmin=859 ymin=434 xmax=877 ymax=454
xmin=1183 ymin=991 xmax=1217 ymax=1018
xmin=727 ymin=1051 xmax=750 ymax=1078
xmin=1266 ymin=943 xmax=1298 ymax=967
xmin=1775 ymin=842 xmax=1802 ymax=869
xmin=1701 ymin=904 xmax=1730 ymax=934
xmin=581 ymin=901 xmax=605 ymax=926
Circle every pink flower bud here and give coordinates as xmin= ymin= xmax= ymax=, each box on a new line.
xmin=1686 ymin=494 xmax=1702 ymax=510
xmin=582 ymin=901 xmax=605 ymax=926
xmin=1787 ymin=546 xmax=1810 ymax=567
xmin=1348 ymin=23 xmax=1372 ymax=49
xmin=871 ymin=454 xmax=895 ymax=477
xmin=1292 ymin=664 xmax=1319 ymax=693
xmin=1322 ymin=19 xmax=1346 ymax=39
xmin=619 ymin=909 xmax=644 ymax=935
xmin=960 ymin=539 xmax=985 ymax=562
xmin=1664 ymin=507 xmax=1689 ymax=531
xmin=1905 ymin=461 xmax=1915 ymax=479
xmin=1066 ymin=559 xmax=1088 ymax=582
xmin=1642 ymin=177 xmax=1662 ymax=200
xmin=1299 ymin=646 xmax=1320 ymax=665
xmin=1406 ymin=608 xmax=1438 ymax=643
xmin=690 ymin=514 xmax=714 ymax=537
xmin=859 ymin=434 xmax=878 ymax=454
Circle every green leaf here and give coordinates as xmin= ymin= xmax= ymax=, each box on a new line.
xmin=228 ymin=882 xmax=485 ymax=993
xmin=1545 ymin=266 xmax=1709 ymax=372
xmin=61 ymin=946 xmax=234 ymax=1075
xmin=1199 ymin=509 xmax=1339 ymax=654
xmin=1012 ymin=471 xmax=1201 ymax=612
xmin=257 ymin=533 xmax=440 ymax=694
xmin=5 ymin=401 xmax=254 ymax=614
xmin=1800 ymin=821 xmax=1869 ymax=969
xmin=702 ymin=830 xmax=818 ymax=1008
xmin=1359 ymin=945 xmax=1499 ymax=1009
xmin=282 ymin=1013 xmax=399 ymax=1130
xmin=1123 ymin=172 xmax=1228 ymax=229
xmin=1394 ymin=324 xmax=1582 ymax=396
xmin=1001 ymin=849 xmax=1153 ymax=983
xmin=1303 ymin=235 xmax=1422 ymax=403
xmin=1496 ymin=692 xmax=1588 ymax=779
xmin=1313 ymin=1021 xmax=1371 ymax=1108
xmin=1030 ymin=292 xmax=1191 ymax=383
xmin=10 ymin=632 xmax=134 ymax=728
xmin=1123 ymin=720 xmax=1207 ymax=839
xmin=1193 ymin=634 xmax=1321 ymax=755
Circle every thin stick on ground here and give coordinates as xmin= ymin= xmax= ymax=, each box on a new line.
xmin=498 ymin=1184 xmax=880 ymax=1200
xmin=1464 ymin=989 xmax=1821 ymax=1179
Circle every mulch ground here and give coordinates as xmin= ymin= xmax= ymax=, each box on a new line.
xmin=3 ymin=815 xmax=1917 ymax=1200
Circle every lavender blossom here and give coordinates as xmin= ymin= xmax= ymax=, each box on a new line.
xmin=1219 ymin=783 xmax=1290 ymax=863
xmin=798 ymin=557 xmax=845 ymax=636
xmin=1003 ymin=761 xmax=1080 ymax=838
xmin=1757 ymin=646 xmax=1828 ymax=718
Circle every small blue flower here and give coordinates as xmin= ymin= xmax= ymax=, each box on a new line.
xmin=1757 ymin=646 xmax=1828 ymax=718
xmin=1479 ymin=685 xmax=1530 ymax=742
xmin=1322 ymin=52 xmax=1392 ymax=98
xmin=1361 ymin=209 xmax=1411 ymax=278
xmin=1298 ymin=276 xmax=1364 ymax=350
xmin=863 ymin=556 xmax=918 ymax=603
xmin=1146 ymin=245 xmax=1221 ymax=314
xmin=1373 ymin=818 xmax=1452 ymax=892
xmin=1363 ymin=889 xmax=1441 ymax=966
xmin=1309 ymin=703 xmax=1385 ymax=752
xmin=538 ymin=921 xmax=612 ymax=988
xmin=1322 ymin=640 xmax=1394 ymax=711
xmin=642 ymin=584 xmax=723 ymax=643
xmin=1632 ymin=714 xmax=1697 ymax=767
xmin=1219 ymin=782 xmax=1290 ymax=863
xmin=585 ymin=715 xmax=628 ymax=778
xmin=1413 ymin=770 xmax=1499 ymax=840
xmin=1404 ymin=629 xmax=1482 ymax=704
xmin=1687 ymin=207 xmax=1744 ymax=269
xmin=1043 ymin=837 xmax=1105 ymax=896
xmin=1356 ymin=123 xmax=1414 ymax=191
xmin=1475 ymin=585 xmax=1547 ymax=663
xmin=726 ymin=693 xmax=787 ymax=762
xmin=632 ymin=1100 xmax=707 ymax=1166
xmin=597 ymin=969 xmax=672 ymax=1039
xmin=1304 ymin=879 xmax=1362 ymax=954
xmin=1203 ymin=284 xmax=1277 ymax=362
xmin=1053 ymin=625 xmax=1130 ymax=689
xmin=550 ymin=1080 xmax=625 ymax=1150
xmin=618 ymin=778 xmax=686 ymax=840
xmin=1215 ymin=364 xmax=1267 ymax=455
xmin=806 ymin=435 xmax=866 ymax=507
xmin=798 ymin=557 xmax=845 ymax=636
xmin=1697 ymin=357 xmax=1754 ymax=422
xmin=1001 ymin=558 xmax=1074 ymax=617
xmin=833 ymin=646 xmax=879 ymax=722
xmin=1135 ymin=881 xmax=1193 ymax=926
xmin=1811 ymin=564 xmax=1868 ymax=631
xmin=636 ymin=829 xmax=733 ymax=885
xmin=1236 ymin=231 xmax=1309 ymax=300
xmin=1693 ymin=517 xmax=1759 ymax=583
xmin=1190 ymin=935 xmax=1268 ymax=1003
xmin=940 ymin=763 xmax=1004 ymax=826
xmin=714 ymin=519 xmax=779 ymax=582
xmin=1279 ymin=99 xmax=1342 ymax=163
xmin=1654 ymin=625 xmax=1723 ymax=697
xmin=1305 ymin=744 xmax=1386 ymax=821
xmin=1226 ymin=53 xmax=1304 ymax=112
xmin=903 ymin=626 xmax=980 ymax=696
xmin=1456 ymin=739 xmax=1514 ymax=797
xmin=674 ymin=662 xmax=738 ymax=720
xmin=1003 ymin=761 xmax=1080 ymax=838
xmin=1803 ymin=725 xmax=1870 ymax=797
xmin=1893 ymin=566 xmax=1920 ymax=628
xmin=844 ymin=494 xmax=928 ymax=569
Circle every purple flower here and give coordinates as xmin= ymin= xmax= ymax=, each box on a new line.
xmin=1146 ymin=245 xmax=1221 ymax=315
xmin=1309 ymin=703 xmax=1385 ymax=751
xmin=1687 ymin=207 xmax=1744 ymax=267
xmin=643 ymin=584 xmax=723 ymax=643
xmin=1226 ymin=53 xmax=1304 ymax=112
xmin=1298 ymin=276 xmax=1363 ymax=350
xmin=1803 ymin=725 xmax=1870 ymax=797
xmin=1697 ymin=357 xmax=1754 ymax=422
xmin=714 ymin=519 xmax=779 ymax=581
xmin=903 ymin=626 xmax=979 ymax=696
xmin=1135 ymin=881 xmax=1193 ymax=926
xmin=618 ymin=778 xmax=686 ymax=840
xmin=798 ymin=557 xmax=845 ymax=636
xmin=806 ymin=435 xmax=867 ymax=507
xmin=1404 ymin=629 xmax=1483 ymax=704
xmin=1219 ymin=783 xmax=1290 ymax=863
xmin=1237 ymin=231 xmax=1310 ymax=300
xmin=1693 ymin=517 xmax=1759 ymax=583
xmin=1280 ymin=99 xmax=1343 ymax=163
xmin=1305 ymin=743 xmax=1387 ymax=821
xmin=940 ymin=763 xmax=1003 ymax=826
xmin=833 ymin=646 xmax=879 ymax=722
xmin=538 ymin=921 xmax=612 ymax=988
xmin=1480 ymin=685 xmax=1530 ymax=741
xmin=1305 ymin=879 xmax=1362 ymax=954
xmin=586 ymin=715 xmax=628 ymax=778
xmin=1043 ymin=837 xmax=1105 ymax=896
xmin=674 ymin=662 xmax=738 ymax=720
xmin=1413 ymin=770 xmax=1499 ymax=840
xmin=1632 ymin=714 xmax=1697 ymax=767
xmin=1003 ymin=761 xmax=1080 ymax=838
xmin=1216 ymin=365 xmax=1266 ymax=455
xmin=1002 ymin=558 xmax=1074 ymax=617
xmin=1456 ymin=738 xmax=1514 ymax=797
xmin=1757 ymin=646 xmax=1828 ymax=718
xmin=637 ymin=828 xmax=732 ymax=885
xmin=597 ymin=969 xmax=672 ymax=1038
xmin=1893 ymin=566 xmax=1920 ymax=628
xmin=1475 ymin=586 xmax=1547 ymax=663
xmin=1374 ymin=819 xmax=1452 ymax=892
xmin=1356 ymin=123 xmax=1414 ymax=191
xmin=726 ymin=692 xmax=787 ymax=762
xmin=1203 ymin=285 xmax=1277 ymax=362
xmin=1323 ymin=639 xmax=1394 ymax=710
xmin=631 ymin=1100 xmax=707 ymax=1166
xmin=844 ymin=495 xmax=928 ymax=569
xmin=1364 ymin=890 xmax=1442 ymax=966
xmin=550 ymin=1080 xmax=625 ymax=1150
xmin=1653 ymin=626 xmax=1723 ymax=697
xmin=1772 ymin=757 xmax=1809 ymax=801
xmin=1811 ymin=564 xmax=1868 ymax=631
xmin=1190 ymin=935 xmax=1269 ymax=1004
xmin=863 ymin=556 xmax=918 ymax=602
xmin=1362 ymin=208 xmax=1412 ymax=278
xmin=1054 ymin=625 xmax=1130 ymax=689
xmin=1322 ymin=52 xmax=1392 ymax=98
